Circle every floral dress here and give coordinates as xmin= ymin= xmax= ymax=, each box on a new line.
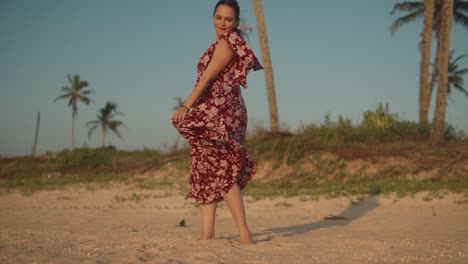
xmin=172 ymin=31 xmax=263 ymax=204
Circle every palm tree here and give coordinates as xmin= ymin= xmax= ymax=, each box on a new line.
xmin=252 ymin=0 xmax=280 ymax=133
xmin=447 ymin=51 xmax=468 ymax=97
xmin=172 ymin=96 xmax=184 ymax=110
xmin=429 ymin=0 xmax=468 ymax=109
xmin=170 ymin=96 xmax=184 ymax=152
xmin=431 ymin=0 xmax=454 ymax=143
xmin=54 ymin=74 xmax=94 ymax=150
xmin=87 ymin=102 xmax=125 ymax=147
xmin=391 ymin=0 xmax=468 ymax=122
xmin=419 ymin=0 xmax=435 ymax=124
xmin=433 ymin=51 xmax=468 ymax=98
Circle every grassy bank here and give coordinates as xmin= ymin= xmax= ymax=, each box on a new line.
xmin=1 ymin=108 xmax=467 ymax=199
xmin=1 ymin=141 xmax=467 ymax=199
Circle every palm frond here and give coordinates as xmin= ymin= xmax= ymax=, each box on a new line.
xmin=99 ymin=108 xmax=108 ymax=118
xmin=455 ymin=1 xmax=468 ymax=12
xmin=73 ymin=75 xmax=80 ymax=87
xmin=54 ymin=93 xmax=71 ymax=102
xmin=79 ymin=96 xmax=93 ymax=105
xmin=87 ymin=123 xmax=99 ymax=139
xmin=454 ymin=12 xmax=468 ymax=28
xmin=86 ymin=120 xmax=100 ymax=127
xmin=109 ymin=120 xmax=126 ymax=129
xmin=108 ymin=121 xmax=124 ymax=140
xmin=456 ymin=68 xmax=468 ymax=75
xmin=77 ymin=81 xmax=90 ymax=90
xmin=101 ymin=102 xmax=116 ymax=117
xmin=457 ymin=5 xmax=468 ymax=13
xmin=106 ymin=102 xmax=125 ymax=116
xmin=447 ymin=49 xmax=468 ymax=97
xmin=451 ymin=54 xmax=468 ymax=66
xmin=449 ymin=76 xmax=458 ymax=84
xmin=60 ymin=86 xmax=72 ymax=92
xmin=390 ymin=9 xmax=424 ymax=34
xmin=454 ymin=83 xmax=468 ymax=96
xmin=391 ymin=2 xmax=424 ymax=15
xmin=172 ymin=96 xmax=184 ymax=110
xmin=81 ymin=89 xmax=94 ymax=95
xmin=106 ymin=102 xmax=118 ymax=111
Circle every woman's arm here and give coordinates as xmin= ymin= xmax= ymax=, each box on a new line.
xmin=184 ymin=39 xmax=234 ymax=108
xmin=172 ymin=38 xmax=234 ymax=122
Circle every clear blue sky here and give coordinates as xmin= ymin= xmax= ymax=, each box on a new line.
xmin=1 ymin=0 xmax=467 ymax=157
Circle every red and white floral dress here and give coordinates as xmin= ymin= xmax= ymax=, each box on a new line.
xmin=172 ymin=31 xmax=263 ymax=204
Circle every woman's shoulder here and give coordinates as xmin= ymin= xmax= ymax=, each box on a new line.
xmin=219 ymin=30 xmax=245 ymax=44
xmin=222 ymin=30 xmax=240 ymax=38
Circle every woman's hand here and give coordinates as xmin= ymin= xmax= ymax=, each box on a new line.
xmin=171 ymin=106 xmax=189 ymax=123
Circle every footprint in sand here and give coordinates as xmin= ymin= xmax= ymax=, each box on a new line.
xmin=136 ymin=243 xmax=160 ymax=262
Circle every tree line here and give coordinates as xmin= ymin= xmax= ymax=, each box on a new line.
xmin=53 ymin=1 xmax=467 ymax=152
xmin=391 ymin=0 xmax=468 ymax=143
xmin=253 ymin=0 xmax=467 ymax=142
xmin=54 ymin=73 xmax=125 ymax=150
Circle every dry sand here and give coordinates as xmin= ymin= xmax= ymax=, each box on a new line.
xmin=1 ymin=186 xmax=467 ymax=264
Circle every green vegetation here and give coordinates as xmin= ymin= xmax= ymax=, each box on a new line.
xmin=246 ymin=104 xmax=466 ymax=165
xmin=244 ymin=178 xmax=468 ymax=201
xmin=1 ymin=108 xmax=467 ymax=200
xmin=0 ymin=146 xmax=167 ymax=195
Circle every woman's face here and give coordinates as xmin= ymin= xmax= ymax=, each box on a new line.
xmin=213 ymin=4 xmax=237 ymax=38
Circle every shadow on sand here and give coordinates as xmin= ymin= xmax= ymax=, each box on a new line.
xmin=263 ymin=195 xmax=380 ymax=238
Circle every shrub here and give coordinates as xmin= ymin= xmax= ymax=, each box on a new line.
xmin=59 ymin=147 xmax=113 ymax=168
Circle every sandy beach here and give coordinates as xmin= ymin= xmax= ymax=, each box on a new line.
xmin=1 ymin=185 xmax=467 ymax=264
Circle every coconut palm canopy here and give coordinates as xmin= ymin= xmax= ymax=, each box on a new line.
xmin=448 ymin=51 xmax=468 ymax=97
xmin=390 ymin=0 xmax=468 ymax=35
xmin=54 ymin=74 xmax=94 ymax=114
xmin=87 ymin=102 xmax=126 ymax=146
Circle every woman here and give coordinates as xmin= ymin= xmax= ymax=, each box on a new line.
xmin=171 ymin=0 xmax=263 ymax=245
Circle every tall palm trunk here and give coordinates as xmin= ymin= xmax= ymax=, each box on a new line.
xmin=71 ymin=112 xmax=75 ymax=150
xmin=428 ymin=2 xmax=444 ymax=118
xmin=31 ymin=112 xmax=40 ymax=157
xmin=252 ymin=0 xmax=279 ymax=133
xmin=430 ymin=0 xmax=454 ymax=143
xmin=429 ymin=39 xmax=441 ymax=101
xmin=102 ymin=125 xmax=106 ymax=147
xmin=419 ymin=0 xmax=435 ymax=123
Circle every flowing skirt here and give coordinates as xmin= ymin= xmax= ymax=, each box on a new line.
xmin=171 ymin=84 xmax=256 ymax=204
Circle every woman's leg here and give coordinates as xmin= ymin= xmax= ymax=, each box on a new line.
xmin=223 ymin=184 xmax=254 ymax=244
xmin=199 ymin=202 xmax=217 ymax=239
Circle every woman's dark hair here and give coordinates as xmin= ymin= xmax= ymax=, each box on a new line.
xmin=213 ymin=0 xmax=245 ymax=38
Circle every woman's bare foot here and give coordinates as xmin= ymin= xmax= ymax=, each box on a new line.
xmin=197 ymin=234 xmax=215 ymax=240
xmin=239 ymin=232 xmax=255 ymax=245
xmin=239 ymin=237 xmax=255 ymax=245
